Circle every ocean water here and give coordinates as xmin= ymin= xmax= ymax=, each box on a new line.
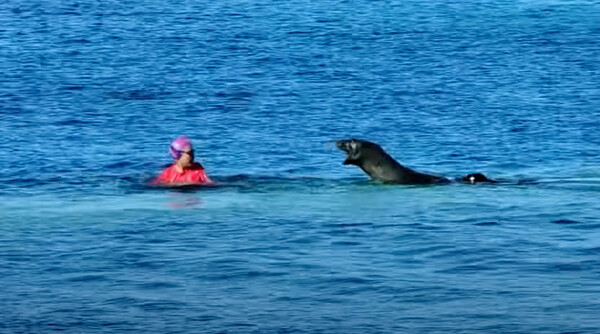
xmin=1 ymin=0 xmax=600 ymax=333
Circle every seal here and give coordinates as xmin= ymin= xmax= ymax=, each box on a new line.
xmin=336 ymin=138 xmax=449 ymax=184
xmin=336 ymin=138 xmax=496 ymax=185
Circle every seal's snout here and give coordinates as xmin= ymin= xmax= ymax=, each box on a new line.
xmin=336 ymin=139 xmax=361 ymax=165
xmin=335 ymin=139 xmax=351 ymax=152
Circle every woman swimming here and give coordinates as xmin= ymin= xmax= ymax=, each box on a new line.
xmin=153 ymin=136 xmax=214 ymax=186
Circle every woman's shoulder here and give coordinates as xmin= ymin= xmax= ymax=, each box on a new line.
xmin=190 ymin=162 xmax=205 ymax=170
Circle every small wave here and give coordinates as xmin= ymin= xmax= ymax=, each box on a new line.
xmin=104 ymin=161 xmax=137 ymax=169
xmin=139 ymin=300 xmax=187 ymax=311
xmin=331 ymin=241 xmax=362 ymax=246
xmin=551 ymin=262 xmax=585 ymax=272
xmin=138 ymin=281 xmax=180 ymax=290
xmin=103 ymin=297 xmax=140 ymax=306
xmin=201 ymin=270 xmax=286 ymax=281
xmin=324 ymin=222 xmax=373 ymax=228
xmin=436 ymin=264 xmax=495 ymax=273
xmin=63 ymin=39 xmax=91 ymax=44
xmin=54 ymin=119 xmax=96 ymax=126
xmin=62 ymin=85 xmax=85 ymax=90
xmin=190 ymin=315 xmax=222 ymax=322
xmin=407 ymin=223 xmax=442 ymax=230
xmin=287 ymin=31 xmax=314 ymax=35
xmin=474 ymin=222 xmax=500 ymax=226
xmin=102 ymin=90 xmax=173 ymax=101
xmin=566 ymin=223 xmax=600 ymax=231
xmin=552 ymin=219 xmax=581 ymax=224
xmin=208 ymin=174 xmax=367 ymax=191
xmin=67 ymin=274 xmax=107 ymax=282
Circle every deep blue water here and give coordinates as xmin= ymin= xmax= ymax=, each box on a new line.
xmin=1 ymin=0 xmax=600 ymax=333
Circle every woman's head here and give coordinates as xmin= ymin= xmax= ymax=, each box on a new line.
xmin=170 ymin=136 xmax=195 ymax=165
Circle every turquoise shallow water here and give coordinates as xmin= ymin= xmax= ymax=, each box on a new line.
xmin=1 ymin=0 xmax=600 ymax=333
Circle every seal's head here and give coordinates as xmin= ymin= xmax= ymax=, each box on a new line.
xmin=461 ymin=173 xmax=497 ymax=184
xmin=336 ymin=138 xmax=381 ymax=165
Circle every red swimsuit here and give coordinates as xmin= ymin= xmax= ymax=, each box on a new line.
xmin=153 ymin=163 xmax=213 ymax=185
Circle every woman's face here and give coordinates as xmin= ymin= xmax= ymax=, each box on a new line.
xmin=177 ymin=149 xmax=194 ymax=167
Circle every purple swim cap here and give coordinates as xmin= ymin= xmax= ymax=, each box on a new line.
xmin=169 ymin=136 xmax=193 ymax=160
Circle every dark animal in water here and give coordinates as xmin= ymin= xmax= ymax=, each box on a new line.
xmin=336 ymin=138 xmax=497 ymax=185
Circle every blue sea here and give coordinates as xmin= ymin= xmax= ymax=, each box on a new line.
xmin=1 ymin=0 xmax=600 ymax=333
